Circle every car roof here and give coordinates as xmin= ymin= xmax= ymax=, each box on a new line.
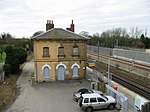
xmin=82 ymin=93 xmax=101 ymax=98
xmin=90 ymin=89 xmax=103 ymax=94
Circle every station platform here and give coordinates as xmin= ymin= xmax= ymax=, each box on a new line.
xmin=86 ymin=67 xmax=149 ymax=112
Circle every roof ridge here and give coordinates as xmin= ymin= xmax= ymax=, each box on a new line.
xmin=60 ymin=28 xmax=86 ymax=38
xmin=32 ymin=28 xmax=55 ymax=39
xmin=32 ymin=28 xmax=88 ymax=40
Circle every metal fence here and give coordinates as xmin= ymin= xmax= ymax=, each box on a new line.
xmin=87 ymin=45 xmax=150 ymax=64
xmin=87 ymin=45 xmax=113 ymax=56
xmin=113 ymin=48 xmax=150 ymax=63
xmin=87 ymin=69 xmax=129 ymax=112
xmin=106 ymin=84 xmax=128 ymax=112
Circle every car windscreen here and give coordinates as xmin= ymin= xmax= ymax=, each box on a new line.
xmin=78 ymin=89 xmax=88 ymax=94
xmin=102 ymin=96 xmax=108 ymax=101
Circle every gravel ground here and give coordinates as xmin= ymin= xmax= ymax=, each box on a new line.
xmin=4 ymin=60 xmax=118 ymax=112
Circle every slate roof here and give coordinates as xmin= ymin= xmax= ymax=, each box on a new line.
xmin=32 ymin=28 xmax=88 ymax=40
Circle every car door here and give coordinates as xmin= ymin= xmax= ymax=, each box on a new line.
xmin=97 ymin=97 xmax=107 ymax=109
xmin=89 ymin=97 xmax=98 ymax=109
xmin=82 ymin=98 xmax=90 ymax=108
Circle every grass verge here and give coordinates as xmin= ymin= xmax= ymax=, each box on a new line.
xmin=0 ymin=52 xmax=33 ymax=111
xmin=0 ymin=74 xmax=19 ymax=111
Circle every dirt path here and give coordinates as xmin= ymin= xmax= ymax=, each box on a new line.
xmin=4 ymin=60 xmax=34 ymax=112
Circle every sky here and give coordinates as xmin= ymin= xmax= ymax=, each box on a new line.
xmin=0 ymin=0 xmax=150 ymax=38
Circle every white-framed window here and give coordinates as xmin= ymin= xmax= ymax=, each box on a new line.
xmin=73 ymin=66 xmax=79 ymax=77
xmin=71 ymin=63 xmax=80 ymax=77
xmin=43 ymin=66 xmax=50 ymax=78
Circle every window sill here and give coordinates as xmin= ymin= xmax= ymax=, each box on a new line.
xmin=72 ymin=75 xmax=79 ymax=78
xmin=72 ymin=75 xmax=79 ymax=79
xmin=43 ymin=77 xmax=50 ymax=78
xmin=58 ymin=55 xmax=65 ymax=58
xmin=72 ymin=54 xmax=79 ymax=57
xmin=43 ymin=55 xmax=50 ymax=57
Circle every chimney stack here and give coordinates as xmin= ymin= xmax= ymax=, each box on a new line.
xmin=66 ymin=20 xmax=75 ymax=32
xmin=46 ymin=20 xmax=54 ymax=31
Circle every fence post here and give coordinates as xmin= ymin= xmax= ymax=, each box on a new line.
xmin=98 ymin=41 xmax=99 ymax=59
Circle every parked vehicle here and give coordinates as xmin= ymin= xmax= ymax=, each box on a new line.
xmin=78 ymin=93 xmax=116 ymax=112
xmin=73 ymin=88 xmax=103 ymax=101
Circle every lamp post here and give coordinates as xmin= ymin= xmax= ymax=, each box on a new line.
xmin=106 ymin=58 xmax=111 ymax=95
xmin=107 ymin=58 xmax=111 ymax=86
xmin=98 ymin=41 xmax=99 ymax=59
xmin=116 ymin=39 xmax=118 ymax=48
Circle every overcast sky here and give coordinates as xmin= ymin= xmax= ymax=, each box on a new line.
xmin=0 ymin=0 xmax=150 ymax=38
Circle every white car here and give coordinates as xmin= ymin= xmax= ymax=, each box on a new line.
xmin=78 ymin=93 xmax=116 ymax=112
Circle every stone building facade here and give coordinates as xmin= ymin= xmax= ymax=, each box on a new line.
xmin=32 ymin=20 xmax=88 ymax=82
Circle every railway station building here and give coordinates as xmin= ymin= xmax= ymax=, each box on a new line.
xmin=32 ymin=20 xmax=88 ymax=82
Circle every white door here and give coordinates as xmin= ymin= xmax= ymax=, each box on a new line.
xmin=43 ymin=67 xmax=50 ymax=78
xmin=57 ymin=66 xmax=65 ymax=80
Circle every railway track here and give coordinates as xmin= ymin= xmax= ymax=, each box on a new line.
xmin=112 ymin=75 xmax=150 ymax=99
xmin=88 ymin=51 xmax=150 ymax=88
xmin=93 ymin=64 xmax=150 ymax=100
xmin=88 ymin=52 xmax=150 ymax=72
xmin=88 ymin=52 xmax=150 ymax=100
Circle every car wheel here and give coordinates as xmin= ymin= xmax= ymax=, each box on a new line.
xmin=86 ymin=107 xmax=92 ymax=112
xmin=108 ymin=104 xmax=115 ymax=110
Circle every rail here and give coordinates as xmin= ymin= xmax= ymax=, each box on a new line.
xmin=87 ymin=52 xmax=150 ymax=100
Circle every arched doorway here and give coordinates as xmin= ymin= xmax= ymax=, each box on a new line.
xmin=57 ymin=66 xmax=65 ymax=80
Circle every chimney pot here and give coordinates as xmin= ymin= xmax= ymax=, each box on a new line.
xmin=66 ymin=20 xmax=75 ymax=32
xmin=70 ymin=20 xmax=75 ymax=32
xmin=46 ymin=20 xmax=54 ymax=31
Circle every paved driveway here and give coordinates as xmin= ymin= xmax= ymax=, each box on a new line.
xmin=5 ymin=60 xmax=118 ymax=112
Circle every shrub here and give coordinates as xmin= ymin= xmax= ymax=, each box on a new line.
xmin=3 ymin=64 xmax=11 ymax=75
xmin=4 ymin=46 xmax=27 ymax=74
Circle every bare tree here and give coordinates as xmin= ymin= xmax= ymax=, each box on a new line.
xmin=32 ymin=31 xmax=44 ymax=37
xmin=79 ymin=31 xmax=89 ymax=37
xmin=130 ymin=27 xmax=143 ymax=38
xmin=0 ymin=32 xmax=13 ymax=40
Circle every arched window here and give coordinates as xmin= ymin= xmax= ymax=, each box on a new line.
xmin=43 ymin=67 xmax=50 ymax=78
xmin=71 ymin=63 xmax=80 ymax=77
xmin=73 ymin=66 xmax=78 ymax=77
xmin=57 ymin=66 xmax=65 ymax=80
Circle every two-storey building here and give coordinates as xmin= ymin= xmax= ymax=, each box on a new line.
xmin=32 ymin=20 xmax=88 ymax=82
